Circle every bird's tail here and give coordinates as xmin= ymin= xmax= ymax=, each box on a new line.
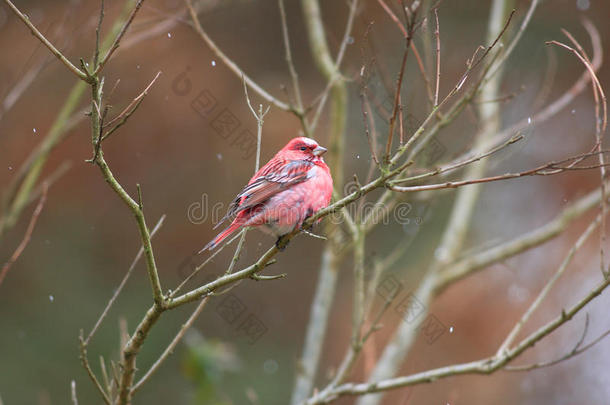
xmin=199 ymin=222 xmax=242 ymax=253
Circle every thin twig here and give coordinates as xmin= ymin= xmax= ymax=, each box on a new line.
xmin=355 ymin=5 xmax=517 ymax=405
xmin=352 ymin=229 xmax=365 ymax=344
xmin=433 ymin=8 xmax=441 ymax=107
xmin=388 ymin=9 xmax=516 ymax=169
xmin=1 ymin=0 xmax=88 ymax=81
xmin=497 ymin=214 xmax=600 ymax=355
xmin=132 ymin=296 xmax=209 ymax=392
xmin=384 ymin=11 xmax=415 ymax=162
xmin=389 ymin=151 xmax=610 ymax=192
xmin=445 ymin=18 xmax=603 ymax=174
xmin=70 ymin=380 xmax=78 ymax=405
xmin=485 ymin=0 xmax=540 ymax=82
xmin=505 ymin=325 xmax=610 ymax=372
xmin=304 ymin=274 xmax=610 ymax=404
xmin=0 ymin=183 xmax=48 ymax=287
xmin=185 ymin=0 xmax=291 ymax=112
xmin=435 ymin=184 xmax=610 ymax=292
xmin=376 ymin=0 xmax=406 ymax=36
xmin=359 ymin=64 xmax=380 ymax=165
xmin=548 ymin=29 xmax=608 ymax=276
xmin=375 ymin=0 xmax=434 ymax=106
xmin=94 ymin=0 xmax=105 ymax=68
xmin=84 ymin=215 xmax=166 ymax=345
xmin=308 ymin=0 xmax=359 ymax=133
xmin=79 ymin=331 xmax=112 ymax=405
xmin=94 ymin=0 xmax=145 ymax=75
xmin=102 ymin=71 xmax=162 ymax=141
xmin=0 ymin=0 xmax=151 ymax=238
xmin=227 ymin=230 xmax=248 ymax=275
xmin=393 ymin=133 xmax=523 ymax=185
xmin=278 ymin=0 xmax=305 ymax=113
xmin=99 ymin=356 xmax=112 ymax=397
xmin=174 ymin=231 xmax=244 ymax=297
xmin=290 ymin=248 xmax=341 ymax=405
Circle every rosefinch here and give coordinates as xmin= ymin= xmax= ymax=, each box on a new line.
xmin=202 ymin=137 xmax=333 ymax=251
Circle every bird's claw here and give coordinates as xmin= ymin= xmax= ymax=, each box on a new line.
xmin=275 ymin=235 xmax=290 ymax=251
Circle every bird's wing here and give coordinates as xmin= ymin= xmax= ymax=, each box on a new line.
xmin=214 ymin=159 xmax=313 ymax=229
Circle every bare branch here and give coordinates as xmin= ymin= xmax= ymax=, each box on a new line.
xmin=304 ymin=275 xmax=610 ymax=403
xmin=0 ymin=183 xmax=48 ymax=287
xmin=451 ymin=17 xmax=603 ymax=173
xmin=548 ymin=29 xmax=608 ymax=276
xmin=185 ymin=0 xmax=291 ymax=112
xmin=1 ymin=0 xmax=88 ymax=81
xmin=384 ymin=10 xmax=415 ymax=161
xmin=132 ymin=296 xmax=209 ymax=392
xmin=433 ymin=8 xmax=441 ymax=107
xmin=70 ymin=380 xmax=78 ymax=405
xmin=278 ymin=0 xmax=305 ymax=114
xmin=84 ymin=215 xmax=166 ymax=346
xmin=505 ymin=321 xmax=610 ymax=372
xmin=435 ymin=185 xmax=609 ymax=291
xmin=290 ymin=248 xmax=341 ymax=405
xmin=102 ymin=71 xmax=162 ymax=141
xmin=497 ymin=214 xmax=600 ymax=354
xmin=393 ymin=133 xmax=524 ymax=185
xmin=307 ymin=0 xmax=358 ymax=134
xmin=93 ymin=0 xmax=145 ymax=75
xmin=485 ymin=0 xmax=540 ymax=82
xmin=79 ymin=331 xmax=112 ymax=405
xmin=93 ymin=0 xmax=105 ymax=68
xmin=389 ymin=151 xmax=610 ymax=192
xmin=356 ymin=4 xmax=518 ymax=404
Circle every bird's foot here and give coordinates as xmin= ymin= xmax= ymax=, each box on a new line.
xmin=275 ymin=235 xmax=290 ymax=251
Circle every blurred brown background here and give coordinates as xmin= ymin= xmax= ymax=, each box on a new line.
xmin=1 ymin=0 xmax=610 ymax=404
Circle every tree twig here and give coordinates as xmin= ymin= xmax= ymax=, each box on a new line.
xmin=497 ymin=214 xmax=600 ymax=355
xmin=547 ymin=32 xmax=607 ymax=276
xmin=0 ymin=182 xmax=48 ymax=287
xmin=93 ymin=0 xmax=145 ymax=75
xmin=1 ymin=0 xmax=88 ymax=81
xmin=278 ymin=0 xmax=305 ymax=115
xmin=389 ymin=151 xmax=610 ymax=192
xmin=84 ymin=215 xmax=166 ymax=346
xmin=131 ymin=296 xmax=209 ymax=392
xmin=435 ymin=184 xmax=610 ymax=292
xmin=433 ymin=8 xmax=441 ymax=107
xmin=70 ymin=380 xmax=79 ymax=405
xmin=304 ymin=273 xmax=610 ymax=404
xmin=101 ymin=71 xmax=162 ymax=141
xmin=185 ymin=0 xmax=291 ymax=112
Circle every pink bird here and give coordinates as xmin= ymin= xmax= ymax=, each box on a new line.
xmin=202 ymin=137 xmax=333 ymax=251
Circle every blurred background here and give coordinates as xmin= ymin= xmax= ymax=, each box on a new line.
xmin=1 ymin=0 xmax=610 ymax=404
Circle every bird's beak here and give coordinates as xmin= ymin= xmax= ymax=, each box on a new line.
xmin=313 ymin=146 xmax=327 ymax=156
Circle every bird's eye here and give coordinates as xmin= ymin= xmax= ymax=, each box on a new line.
xmin=300 ymin=146 xmax=308 ymax=151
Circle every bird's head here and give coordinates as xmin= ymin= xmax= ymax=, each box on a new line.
xmin=280 ymin=137 xmax=328 ymax=161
